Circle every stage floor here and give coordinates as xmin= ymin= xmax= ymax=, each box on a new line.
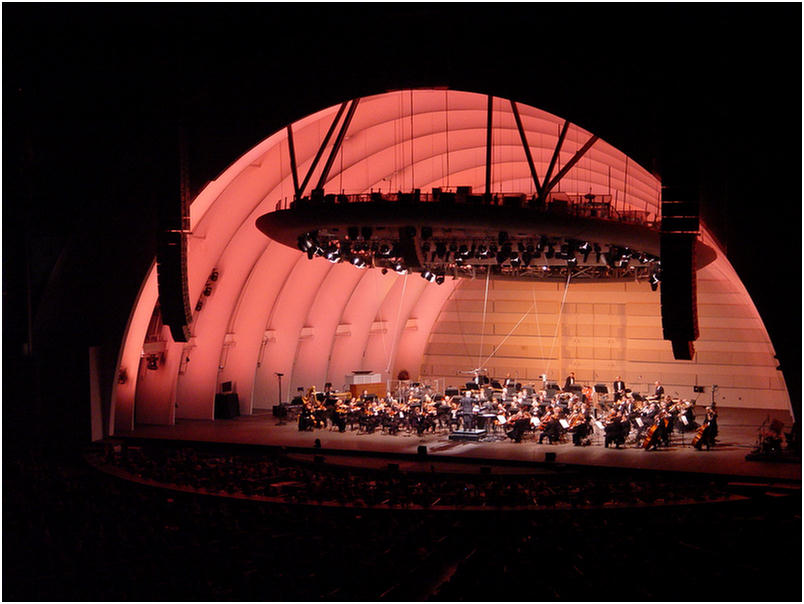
xmin=120 ymin=406 xmax=800 ymax=481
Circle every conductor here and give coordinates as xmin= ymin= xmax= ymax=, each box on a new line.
xmin=459 ymin=390 xmax=476 ymax=430
xmin=564 ymin=372 xmax=576 ymax=391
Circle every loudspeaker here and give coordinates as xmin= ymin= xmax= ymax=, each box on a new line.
xmin=417 ymin=445 xmax=427 ymax=457
xmin=545 ymin=452 xmax=556 ymax=463
xmin=214 ymin=393 xmax=240 ymax=419
xmin=660 ymin=228 xmax=698 ymax=360
xmin=156 ymin=230 xmax=192 ymax=342
xmin=671 ymin=340 xmax=695 ymax=361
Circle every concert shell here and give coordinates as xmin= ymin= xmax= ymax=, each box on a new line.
xmin=111 ymin=90 xmax=791 ymax=432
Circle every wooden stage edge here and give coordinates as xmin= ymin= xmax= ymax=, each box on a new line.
xmin=118 ymin=406 xmax=801 ymax=482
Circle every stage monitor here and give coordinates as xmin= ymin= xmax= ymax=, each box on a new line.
xmin=594 ymin=384 xmax=608 ymax=394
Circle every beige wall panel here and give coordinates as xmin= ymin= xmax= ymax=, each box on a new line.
xmin=698 ymin=315 xmax=763 ymax=330
xmin=626 ymin=303 xmax=661 ymax=317
xmin=493 ymin=300 xmax=541 ymax=313
xmin=696 ymin=351 xmax=776 ymax=367
xmin=698 ymin=304 xmax=757 ymax=319
xmin=697 ymin=278 xmax=740 ymax=294
xmin=626 ymin=325 xmax=664 ymax=339
xmin=697 ymin=327 xmax=770 ymax=343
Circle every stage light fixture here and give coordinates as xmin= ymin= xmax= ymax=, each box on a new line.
xmin=393 ymin=262 xmax=407 ymax=275
xmin=435 ymin=273 xmax=445 ymax=285
xmin=649 ymin=271 xmax=661 ymax=291
xmin=421 ymin=270 xmax=436 ymax=282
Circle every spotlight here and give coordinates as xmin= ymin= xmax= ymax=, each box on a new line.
xmin=297 ymin=232 xmax=315 ymax=252
xmin=477 ymin=244 xmax=489 ymax=258
xmin=567 ymin=257 xmax=577 ymax=267
xmin=324 ymin=244 xmax=340 ymax=263
xmin=393 ymin=262 xmax=407 ymax=275
xmin=435 ymin=273 xmax=445 ymax=285
xmin=379 ymin=243 xmax=392 ymax=257
xmin=203 ymin=285 xmax=213 ymax=297
xmin=209 ymin=270 xmax=219 ymax=282
xmin=579 ymin=242 xmax=591 ymax=263
xmin=146 ymin=355 xmax=160 ymax=371
xmin=649 ymin=271 xmax=661 ymax=291
xmin=351 ymin=256 xmax=367 ymax=269
xmin=458 ymin=244 xmax=469 ymax=258
xmin=421 ymin=270 xmax=436 ymax=282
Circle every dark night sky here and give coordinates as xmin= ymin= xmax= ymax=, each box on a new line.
xmin=4 ymin=4 xmax=801 ymax=435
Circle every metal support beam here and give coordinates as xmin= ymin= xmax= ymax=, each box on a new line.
xmin=316 ymin=98 xmax=360 ymax=192
xmin=541 ymin=120 xmax=570 ymax=199
xmin=485 ymin=94 xmax=493 ymax=199
xmin=543 ymin=134 xmax=599 ymax=195
xmin=298 ymin=101 xmax=348 ymax=198
xmin=509 ymin=99 xmax=542 ymax=200
xmin=286 ymin=124 xmax=300 ymax=200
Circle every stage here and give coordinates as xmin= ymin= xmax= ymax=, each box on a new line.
xmin=118 ymin=406 xmax=800 ymax=482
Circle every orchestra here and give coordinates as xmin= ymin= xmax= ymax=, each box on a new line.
xmin=289 ymin=373 xmax=704 ymax=451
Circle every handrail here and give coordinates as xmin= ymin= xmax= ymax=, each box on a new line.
xmin=284 ymin=189 xmax=659 ymax=230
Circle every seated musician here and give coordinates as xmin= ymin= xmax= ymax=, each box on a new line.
xmin=332 ymin=401 xmax=347 ymax=432
xmin=569 ymin=405 xmax=591 ymax=446
xmin=538 ymin=407 xmax=561 ymax=444
xmin=634 ymin=401 xmax=657 ymax=442
xmin=506 ymin=408 xmax=531 ymax=443
xmin=298 ymin=402 xmax=315 ymax=431
xmin=604 ymin=410 xmax=628 ymax=448
xmin=696 ymin=406 xmax=718 ymax=450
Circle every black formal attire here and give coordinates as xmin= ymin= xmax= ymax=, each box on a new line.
xmin=459 ymin=396 xmax=475 ymax=430
xmin=654 ymin=385 xmax=664 ymax=399
xmin=564 ymin=375 xmax=575 ymax=391
xmin=613 ymin=380 xmax=626 ymax=401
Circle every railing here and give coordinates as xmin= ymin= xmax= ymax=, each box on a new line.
xmin=279 ymin=188 xmax=659 ymax=229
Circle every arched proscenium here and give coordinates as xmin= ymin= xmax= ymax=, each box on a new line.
xmin=111 ymin=90 xmax=788 ymax=432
